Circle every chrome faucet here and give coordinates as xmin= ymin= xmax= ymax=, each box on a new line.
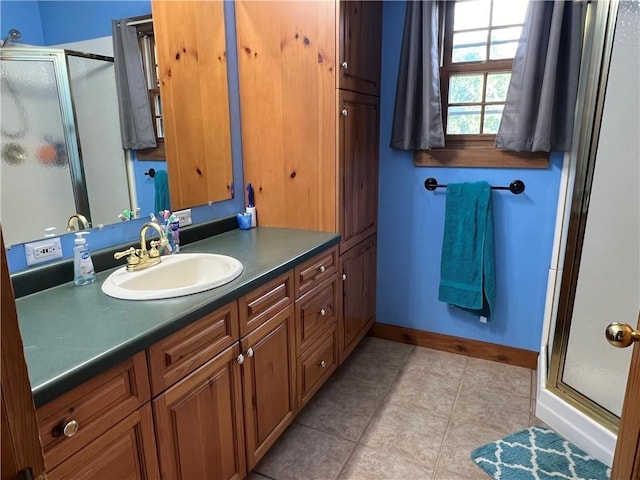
xmin=114 ymin=222 xmax=169 ymax=272
xmin=66 ymin=213 xmax=89 ymax=231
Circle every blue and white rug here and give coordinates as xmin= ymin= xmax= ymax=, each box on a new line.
xmin=471 ymin=426 xmax=611 ymax=480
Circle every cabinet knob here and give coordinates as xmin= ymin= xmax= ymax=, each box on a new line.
xmin=63 ymin=420 xmax=80 ymax=438
xmin=246 ymin=347 xmax=254 ymax=358
xmin=318 ymin=265 xmax=326 ymax=273
xmin=237 ymin=353 xmax=245 ymax=365
xmin=341 ymin=61 xmax=348 ymax=70
xmin=320 ymin=360 xmax=327 ymax=368
xmin=341 ymin=109 xmax=348 ymax=117
xmin=342 ymin=273 xmax=347 ymax=281
xmin=319 ymin=308 xmax=326 ymax=316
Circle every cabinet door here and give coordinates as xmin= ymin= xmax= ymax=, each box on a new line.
xmin=47 ymin=404 xmax=159 ymax=480
xmin=339 ymin=1 xmax=383 ymax=95
xmin=339 ymin=91 xmax=380 ymax=254
xmin=153 ymin=344 xmax=246 ymax=480
xmin=241 ymin=305 xmax=296 ymax=470
xmin=340 ymin=235 xmax=377 ymax=363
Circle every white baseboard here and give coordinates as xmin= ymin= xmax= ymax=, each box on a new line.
xmin=535 ymin=348 xmax=617 ymax=467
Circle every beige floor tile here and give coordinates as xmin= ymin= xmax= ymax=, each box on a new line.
xmin=345 ymin=336 xmax=414 ymax=371
xmin=246 ymin=473 xmax=272 ymax=480
xmin=384 ymin=369 xmax=461 ymax=419
xmin=253 ymin=423 xmax=356 ymax=480
xmin=403 ymin=347 xmax=468 ymax=381
xmin=338 ymin=445 xmax=434 ymax=480
xmin=452 ymin=384 xmax=531 ymax=433
xmin=295 ymin=375 xmax=383 ymax=442
xmin=462 ymin=357 xmax=532 ymax=398
xmin=435 ymin=421 xmax=510 ymax=480
xmin=360 ymin=402 xmax=448 ymax=468
xmin=531 ymin=369 xmax=538 ymax=399
xmin=333 ymin=359 xmax=400 ymax=398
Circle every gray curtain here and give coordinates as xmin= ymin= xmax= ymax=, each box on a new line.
xmin=390 ymin=0 xmax=444 ymax=150
xmin=112 ymin=19 xmax=157 ymax=150
xmin=496 ymin=1 xmax=588 ymax=152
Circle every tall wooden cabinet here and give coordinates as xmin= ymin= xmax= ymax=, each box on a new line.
xmin=237 ymin=0 xmax=382 ymax=364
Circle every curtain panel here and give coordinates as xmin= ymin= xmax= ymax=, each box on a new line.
xmin=390 ymin=0 xmax=445 ymax=151
xmin=112 ymin=19 xmax=157 ymax=150
xmin=496 ymin=1 xmax=588 ymax=152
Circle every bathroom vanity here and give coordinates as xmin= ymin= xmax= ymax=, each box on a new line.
xmin=15 ymin=227 xmax=376 ymax=479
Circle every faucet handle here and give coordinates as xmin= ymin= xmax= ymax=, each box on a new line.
xmin=114 ymin=248 xmax=141 ymax=270
xmin=114 ymin=247 xmax=136 ymax=260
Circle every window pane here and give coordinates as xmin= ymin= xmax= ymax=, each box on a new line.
xmin=485 ymin=73 xmax=511 ymax=102
xmin=453 ymin=0 xmax=491 ymax=31
xmin=483 ymin=104 xmax=504 ymax=133
xmin=449 ymin=74 xmax=484 ymax=103
xmin=447 ymin=106 xmax=482 ymax=134
xmin=452 ymin=30 xmax=488 ymax=63
xmin=490 ymin=26 xmax=522 ymax=60
xmin=492 ymin=0 xmax=529 ymax=27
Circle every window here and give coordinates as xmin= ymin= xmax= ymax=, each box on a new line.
xmin=133 ymin=16 xmax=166 ymax=160
xmin=415 ymin=0 xmax=548 ymax=168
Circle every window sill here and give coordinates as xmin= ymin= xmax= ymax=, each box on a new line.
xmin=414 ymin=147 xmax=549 ymax=168
xmin=136 ymin=143 xmax=166 ymax=161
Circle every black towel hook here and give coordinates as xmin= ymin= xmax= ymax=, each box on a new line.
xmin=424 ymin=177 xmax=525 ymax=195
xmin=145 ymin=168 xmax=156 ymax=178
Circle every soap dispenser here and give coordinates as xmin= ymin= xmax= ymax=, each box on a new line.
xmin=73 ymin=232 xmax=96 ymax=286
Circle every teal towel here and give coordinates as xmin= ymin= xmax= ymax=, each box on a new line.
xmin=438 ymin=181 xmax=495 ymax=320
xmin=154 ymin=169 xmax=170 ymax=213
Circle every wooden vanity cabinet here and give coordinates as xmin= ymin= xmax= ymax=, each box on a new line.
xmin=153 ymin=343 xmax=246 ymax=480
xmin=339 ymin=1 xmax=383 ymax=96
xmin=339 ymin=234 xmax=377 ymax=363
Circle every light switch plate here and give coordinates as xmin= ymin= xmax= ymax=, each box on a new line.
xmin=25 ymin=238 xmax=63 ymax=266
xmin=174 ymin=209 xmax=192 ymax=227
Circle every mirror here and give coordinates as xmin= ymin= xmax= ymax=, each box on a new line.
xmin=0 ymin=0 xmax=235 ymax=247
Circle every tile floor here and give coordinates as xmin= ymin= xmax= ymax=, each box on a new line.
xmin=249 ymin=336 xmax=543 ymax=480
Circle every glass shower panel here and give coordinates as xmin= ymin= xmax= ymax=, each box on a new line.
xmin=67 ymin=54 xmax=131 ymax=227
xmin=561 ymin=1 xmax=638 ymax=417
xmin=0 ymin=57 xmax=77 ymax=246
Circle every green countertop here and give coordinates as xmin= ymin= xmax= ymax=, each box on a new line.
xmin=16 ymin=227 xmax=340 ymax=408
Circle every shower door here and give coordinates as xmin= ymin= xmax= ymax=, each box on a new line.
xmin=549 ymin=0 xmax=638 ymax=431
xmin=0 ymin=50 xmax=86 ymax=246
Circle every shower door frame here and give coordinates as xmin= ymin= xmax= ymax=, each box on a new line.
xmin=0 ymin=47 xmax=93 ymax=228
xmin=547 ymin=0 xmax=625 ymax=433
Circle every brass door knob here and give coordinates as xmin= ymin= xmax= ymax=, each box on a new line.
xmin=605 ymin=322 xmax=640 ymax=348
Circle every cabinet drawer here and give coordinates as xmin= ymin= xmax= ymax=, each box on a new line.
xmin=295 ymin=277 xmax=338 ymax=354
xmin=297 ymin=324 xmax=338 ymax=409
xmin=37 ymin=352 xmax=151 ymax=471
xmin=294 ymin=246 xmax=338 ymax=298
xmin=239 ymin=271 xmax=294 ymax=337
xmin=147 ymin=301 xmax=239 ymax=395
xmin=47 ymin=404 xmax=159 ymax=480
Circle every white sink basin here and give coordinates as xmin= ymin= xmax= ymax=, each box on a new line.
xmin=101 ymin=253 xmax=243 ymax=300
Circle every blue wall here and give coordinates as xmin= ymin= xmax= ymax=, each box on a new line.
xmin=3 ymin=1 xmax=245 ymax=273
xmin=376 ymin=1 xmax=562 ymax=352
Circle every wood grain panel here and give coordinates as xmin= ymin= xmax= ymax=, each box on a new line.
xmin=338 ymin=91 xmax=379 ymax=254
xmin=241 ymin=305 xmax=296 ymax=470
xmin=1 ymin=235 xmax=46 ymax=480
xmin=297 ymin=324 xmax=338 ymax=409
xmin=370 ymin=323 xmax=539 ymax=369
xmin=153 ymin=343 xmax=246 ymax=480
xmin=147 ymin=302 xmax=239 ymax=395
xmin=295 ymin=277 xmax=338 ymax=354
xmin=339 ymin=1 xmax=382 ymax=95
xmin=236 ymin=1 xmax=337 ymax=231
xmin=238 ymin=271 xmax=294 ymax=337
xmin=37 ymin=352 xmax=150 ymax=471
xmin=294 ymin=246 xmax=338 ymax=298
xmin=339 ymin=235 xmax=377 ymax=363
xmin=47 ymin=405 xmax=159 ymax=480
xmin=151 ymin=0 xmax=233 ymax=209
xmin=414 ymin=148 xmax=549 ymax=168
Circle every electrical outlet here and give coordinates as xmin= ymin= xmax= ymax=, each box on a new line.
xmin=25 ymin=238 xmax=63 ymax=266
xmin=174 ymin=209 xmax=192 ymax=227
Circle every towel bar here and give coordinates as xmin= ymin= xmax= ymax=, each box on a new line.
xmin=424 ymin=177 xmax=525 ymax=195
